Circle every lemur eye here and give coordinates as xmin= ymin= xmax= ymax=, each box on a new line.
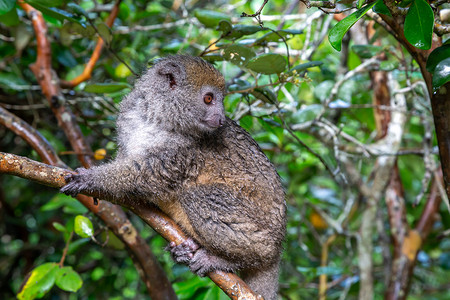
xmin=203 ymin=93 xmax=213 ymax=104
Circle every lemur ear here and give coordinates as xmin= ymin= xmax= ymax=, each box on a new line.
xmin=156 ymin=60 xmax=185 ymax=90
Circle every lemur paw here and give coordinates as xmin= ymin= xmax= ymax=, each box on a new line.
xmin=189 ymin=249 xmax=236 ymax=277
xmin=167 ymin=238 xmax=200 ymax=264
xmin=60 ymin=168 xmax=90 ymax=198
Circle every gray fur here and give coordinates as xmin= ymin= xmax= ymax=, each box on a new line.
xmin=61 ymin=55 xmax=286 ymax=300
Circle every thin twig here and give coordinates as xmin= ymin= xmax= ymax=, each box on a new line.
xmin=241 ymin=0 xmax=269 ymax=26
xmin=59 ymin=231 xmax=74 ymax=267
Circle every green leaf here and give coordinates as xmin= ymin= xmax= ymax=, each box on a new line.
xmin=0 ymin=7 xmax=19 ymax=25
xmin=233 ymin=25 xmax=262 ymax=36
xmin=250 ymin=87 xmax=277 ymax=103
xmin=246 ymin=54 xmax=286 ymax=74
xmin=67 ymin=238 xmax=90 ymax=254
xmin=372 ymin=0 xmax=391 ymax=16
xmin=41 ymin=193 xmax=78 ymax=212
xmin=52 ymin=222 xmax=67 ymax=233
xmin=84 ymin=82 xmax=131 ymax=93
xmin=328 ymin=2 xmax=377 ymax=51
xmin=194 ymin=9 xmax=230 ymax=28
xmin=352 ymin=44 xmax=383 ymax=58
xmin=74 ymin=215 xmax=94 ymax=238
xmin=201 ymin=285 xmax=228 ymax=300
xmin=25 ymin=0 xmax=85 ymax=25
xmin=173 ymin=277 xmax=210 ymax=298
xmin=289 ymin=61 xmax=323 ymax=74
xmin=216 ymin=20 xmax=232 ymax=34
xmin=432 ymin=57 xmax=450 ymax=89
xmin=293 ymin=104 xmax=322 ymax=123
xmin=380 ymin=60 xmax=399 ymax=71
xmin=66 ymin=2 xmax=88 ymax=17
xmin=28 ymin=0 xmax=64 ymax=6
xmin=223 ymin=45 xmax=256 ymax=66
xmin=404 ymin=0 xmax=434 ymax=50
xmin=91 ymin=267 xmax=105 ymax=281
xmin=0 ymin=0 xmax=15 ymax=15
xmin=357 ymin=0 xmax=365 ymax=9
xmin=202 ymin=54 xmax=224 ymax=62
xmin=55 ymin=266 xmax=83 ymax=292
xmin=426 ymin=44 xmax=450 ymax=73
xmin=114 ymin=63 xmax=132 ymax=78
xmin=228 ymin=79 xmax=252 ymax=92
xmin=17 ymin=263 xmax=58 ymax=300
xmin=97 ymin=23 xmax=112 ymax=45
xmin=224 ymin=24 xmax=263 ymax=40
xmin=0 ymin=72 xmax=28 ymax=91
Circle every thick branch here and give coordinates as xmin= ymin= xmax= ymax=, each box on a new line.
xmin=0 ymin=152 xmax=261 ymax=300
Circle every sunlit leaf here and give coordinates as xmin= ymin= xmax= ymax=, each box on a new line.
xmin=246 ymin=54 xmax=286 ymax=74
xmin=426 ymin=44 xmax=450 ymax=73
xmin=328 ymin=2 xmax=377 ymax=51
xmin=357 ymin=0 xmax=365 ymax=9
xmin=404 ymin=0 xmax=434 ymax=50
xmin=74 ymin=215 xmax=94 ymax=238
xmin=17 ymin=263 xmax=58 ymax=300
xmin=432 ymin=57 xmax=450 ymax=89
xmin=114 ymin=63 xmax=132 ymax=78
